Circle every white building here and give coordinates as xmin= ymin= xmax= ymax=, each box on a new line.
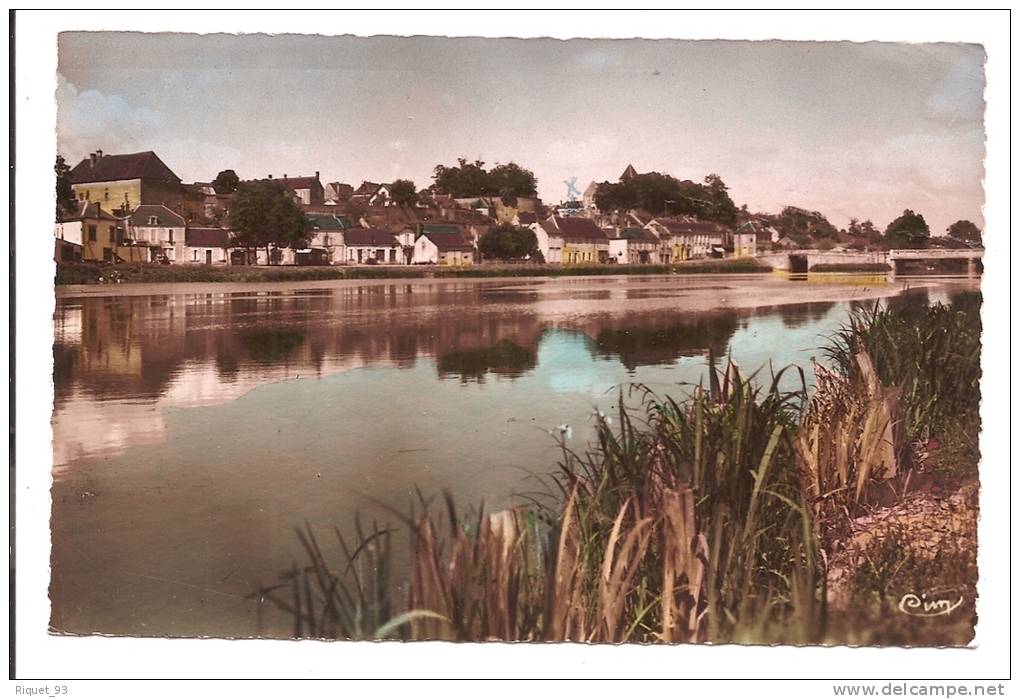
xmin=529 ymin=221 xmax=564 ymax=264
xmin=343 ymin=228 xmax=403 ymax=265
xmin=128 ymin=204 xmax=186 ymax=263
xmin=412 ymin=226 xmax=475 ymax=265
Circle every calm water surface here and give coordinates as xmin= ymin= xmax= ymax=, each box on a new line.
xmin=50 ymin=274 xmax=977 ymax=637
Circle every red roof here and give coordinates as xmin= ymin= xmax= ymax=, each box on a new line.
xmin=271 ymin=176 xmax=320 ymax=190
xmin=68 ymin=151 xmax=181 ymax=185
xmin=343 ymin=228 xmax=399 ymax=247
xmin=552 ymin=216 xmax=609 ymax=243
xmin=185 ymin=227 xmax=232 ymax=247
xmin=422 ymin=230 xmax=474 ymax=252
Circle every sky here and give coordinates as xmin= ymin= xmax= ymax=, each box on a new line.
xmin=56 ymin=33 xmax=986 ymax=234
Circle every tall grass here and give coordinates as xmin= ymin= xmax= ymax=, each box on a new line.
xmin=824 ymin=294 xmax=981 ymax=444
xmin=256 ymin=360 xmax=824 ymax=644
xmin=256 ymin=292 xmax=981 ymax=645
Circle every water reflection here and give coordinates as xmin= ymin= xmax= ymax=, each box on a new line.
xmin=53 ymin=277 xmax=977 ymax=468
xmin=49 ymin=275 xmax=982 ymax=637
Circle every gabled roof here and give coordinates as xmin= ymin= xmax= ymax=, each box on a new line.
xmin=343 ymin=228 xmax=400 ymax=247
xmin=185 ymin=227 xmax=232 ymax=247
xmin=61 ymin=200 xmax=120 ymax=222
xmin=420 ymin=229 xmax=474 ymax=252
xmin=550 ymin=216 xmax=609 ymax=243
xmin=68 ymin=151 xmax=181 ymax=185
xmin=129 ymin=204 xmax=186 ymax=227
xmin=620 ymin=164 xmax=639 ymax=181
xmin=354 ymin=181 xmax=382 ymax=196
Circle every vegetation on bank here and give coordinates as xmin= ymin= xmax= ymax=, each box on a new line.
xmin=54 ymin=258 xmax=770 ymax=286
xmin=808 ymin=263 xmax=891 ymax=273
xmin=257 ymin=293 xmax=980 ymax=645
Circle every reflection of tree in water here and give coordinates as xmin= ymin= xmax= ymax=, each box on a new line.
xmin=437 ymin=339 xmax=536 ymax=383
xmin=775 ymin=301 xmax=837 ymax=329
xmin=590 ymin=313 xmax=739 ymax=371
xmin=238 ymin=330 xmax=306 ymax=363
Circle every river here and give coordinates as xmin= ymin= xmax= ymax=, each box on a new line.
xmin=49 ymin=273 xmax=978 ymax=638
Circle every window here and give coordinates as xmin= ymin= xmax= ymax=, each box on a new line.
xmin=87 ymin=224 xmax=97 ymax=242
xmin=148 ymin=215 xmax=158 ymax=225
xmin=104 ymin=189 xmax=109 ymax=201
xmin=193 ymin=250 xmax=199 ymax=261
xmin=168 ymin=229 xmax=174 ymax=243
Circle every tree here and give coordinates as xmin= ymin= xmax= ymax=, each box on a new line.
xmin=775 ymin=206 xmax=839 ymax=241
xmin=884 ymin=209 xmax=930 ymax=249
xmin=593 ymin=171 xmax=736 ymax=224
xmin=487 ymin=162 xmax=538 ymax=204
xmin=947 ymin=219 xmax=981 ymax=243
xmin=431 ymin=158 xmax=538 ymax=203
xmin=229 ymin=181 xmax=308 ymax=264
xmin=212 ymin=169 xmax=240 ymax=194
xmin=478 ymin=223 xmax=539 ymax=261
xmin=55 ymin=154 xmax=76 ymax=219
xmin=389 ymin=179 xmax=418 ymax=206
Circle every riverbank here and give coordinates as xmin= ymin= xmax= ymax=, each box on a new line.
xmin=809 ymin=262 xmax=892 ymax=273
xmin=54 ymin=258 xmax=769 ymax=286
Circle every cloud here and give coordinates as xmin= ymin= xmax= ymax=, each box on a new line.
xmin=388 ymin=139 xmax=409 ymax=152
xmin=56 ymin=74 xmax=164 ymax=159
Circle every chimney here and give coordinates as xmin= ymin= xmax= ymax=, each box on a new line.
xmin=268 ymin=174 xmax=273 ymax=179
xmin=315 ymin=171 xmax=320 ymax=180
xmin=96 ymin=149 xmax=103 ymax=159
xmin=89 ymin=152 xmax=97 ymax=167
xmin=283 ymin=173 xmax=287 ymax=180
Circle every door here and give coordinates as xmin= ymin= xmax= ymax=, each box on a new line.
xmin=205 ymin=249 xmax=213 ymax=265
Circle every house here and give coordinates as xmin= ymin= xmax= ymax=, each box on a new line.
xmin=306 ymin=213 xmax=351 ymax=264
xmin=529 ymin=220 xmax=564 ymax=264
xmin=582 ymin=181 xmax=600 ymax=211
xmin=182 ymin=227 xmax=232 ymax=265
xmin=608 ymin=227 xmax=659 ymax=264
xmin=342 ymin=228 xmax=403 ymax=265
xmin=55 ymin=200 xmax=147 ymax=263
xmin=324 ymin=182 xmax=354 ymax=204
xmin=732 ymin=222 xmax=761 ymax=258
xmin=128 ymin=204 xmax=187 ymax=263
xmin=265 ymin=173 xmax=325 ymax=206
xmin=68 ymin=150 xmax=184 ymax=215
xmin=544 ymin=215 xmax=610 ymax=265
xmin=413 ymin=226 xmax=475 ymax=265
xmin=350 ymin=181 xmax=393 ymax=207
xmin=646 ymin=219 xmax=730 ymax=261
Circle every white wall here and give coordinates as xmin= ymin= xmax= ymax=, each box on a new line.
xmin=413 ymin=236 xmax=439 ymax=264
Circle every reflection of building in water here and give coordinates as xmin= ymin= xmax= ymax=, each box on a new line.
xmin=51 ymin=283 xmax=805 ymax=465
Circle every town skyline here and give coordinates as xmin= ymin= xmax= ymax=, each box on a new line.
xmin=57 ymin=33 xmax=985 ymax=237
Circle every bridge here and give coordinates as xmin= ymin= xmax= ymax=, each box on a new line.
xmin=757 ymin=248 xmax=983 ymax=274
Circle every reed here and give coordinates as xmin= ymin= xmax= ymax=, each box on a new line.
xmin=257 ymin=293 xmax=980 ymax=644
